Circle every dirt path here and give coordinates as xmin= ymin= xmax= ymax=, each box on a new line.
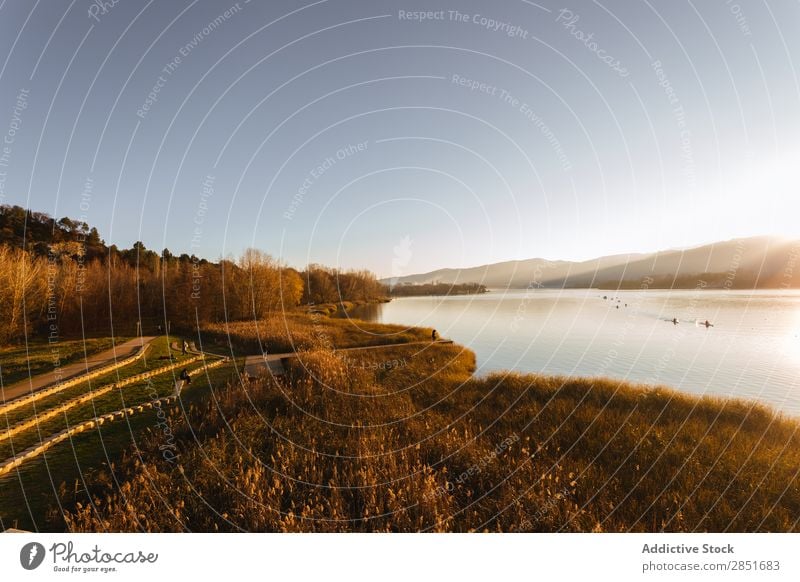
xmin=242 ymin=340 xmax=453 ymax=376
xmin=1 ymin=336 xmax=156 ymax=403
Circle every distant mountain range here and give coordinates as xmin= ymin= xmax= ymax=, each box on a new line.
xmin=382 ymin=236 xmax=800 ymax=290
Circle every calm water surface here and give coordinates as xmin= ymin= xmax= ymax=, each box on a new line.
xmin=349 ymin=290 xmax=800 ymax=416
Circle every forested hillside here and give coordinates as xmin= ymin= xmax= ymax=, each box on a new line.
xmin=0 ymin=205 xmax=386 ymax=343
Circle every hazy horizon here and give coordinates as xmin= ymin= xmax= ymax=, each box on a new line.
xmin=379 ymin=233 xmax=798 ymax=279
xmin=1 ymin=0 xmax=798 ymax=278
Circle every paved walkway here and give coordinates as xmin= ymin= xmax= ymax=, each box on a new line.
xmin=243 ymin=340 xmax=453 ymax=377
xmin=1 ymin=336 xmax=156 ymax=403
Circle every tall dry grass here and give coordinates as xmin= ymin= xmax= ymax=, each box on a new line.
xmin=202 ymin=314 xmax=432 ymax=354
xmin=59 ymin=341 xmax=800 ymax=532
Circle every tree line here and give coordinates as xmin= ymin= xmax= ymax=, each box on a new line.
xmin=0 ymin=205 xmax=387 ymax=344
xmin=389 ymin=282 xmax=488 ymax=297
xmin=596 ymin=269 xmax=800 ymax=290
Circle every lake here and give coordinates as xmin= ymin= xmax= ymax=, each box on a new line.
xmin=347 ymin=289 xmax=800 ymax=416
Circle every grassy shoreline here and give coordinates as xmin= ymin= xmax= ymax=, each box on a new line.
xmin=299 ymin=298 xmax=390 ymax=317
xmin=201 ymin=312 xmax=432 ymax=355
xmin=47 ymin=315 xmax=799 ymax=532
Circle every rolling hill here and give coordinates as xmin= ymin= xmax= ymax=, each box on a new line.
xmin=383 ymin=236 xmax=800 ymax=289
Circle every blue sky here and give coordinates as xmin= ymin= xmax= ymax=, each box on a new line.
xmin=0 ymin=0 xmax=798 ymax=277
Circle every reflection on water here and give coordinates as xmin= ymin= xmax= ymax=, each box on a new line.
xmin=346 ymin=290 xmax=800 ymax=416
xmin=338 ymin=303 xmax=382 ymax=321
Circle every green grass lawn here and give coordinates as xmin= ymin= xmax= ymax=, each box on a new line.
xmin=0 ymin=336 xmax=207 ymax=458
xmin=0 ymin=356 xmax=216 ymax=460
xmin=0 ymin=337 xmax=129 ymax=387
xmin=0 ymin=336 xmax=193 ymax=425
xmin=0 ymin=357 xmax=241 ymax=531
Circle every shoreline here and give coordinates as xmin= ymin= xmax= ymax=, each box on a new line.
xmin=326 ymin=299 xmax=800 ymax=419
xmin=4 ymin=313 xmax=798 ymax=532
xmin=54 ymin=321 xmax=800 ymax=532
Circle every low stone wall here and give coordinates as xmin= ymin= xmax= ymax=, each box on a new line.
xmin=0 ymin=343 xmax=153 ymax=416
xmin=0 ymin=355 xmax=204 ymax=444
xmin=0 ymin=357 xmax=227 ymax=477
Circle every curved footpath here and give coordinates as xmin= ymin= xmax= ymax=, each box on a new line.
xmin=1 ymin=337 xmax=155 ymax=403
